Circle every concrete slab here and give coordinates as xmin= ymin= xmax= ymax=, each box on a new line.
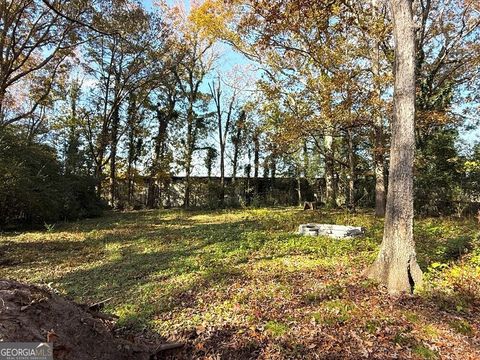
xmin=298 ymin=223 xmax=364 ymax=238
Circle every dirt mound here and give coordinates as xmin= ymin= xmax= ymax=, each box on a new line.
xmin=0 ymin=280 xmax=176 ymax=359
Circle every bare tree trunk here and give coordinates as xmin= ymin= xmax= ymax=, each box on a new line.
xmin=232 ymin=134 xmax=240 ymax=184
xmin=180 ymin=95 xmax=198 ymax=209
xmin=95 ymin=157 xmax=104 ymax=198
xmin=126 ymin=134 xmax=136 ymax=206
xmin=367 ymin=0 xmax=423 ymax=294
xmin=324 ymin=133 xmax=336 ymax=208
xmin=347 ymin=129 xmax=356 ymax=211
xmin=374 ymin=123 xmax=386 ymax=216
xmin=253 ymin=130 xmax=260 ymax=196
xmin=184 ymin=166 xmax=192 ymax=208
xmin=147 ymin=127 xmax=161 ymax=208
xmin=372 ymin=2 xmax=386 ymax=217
xmin=184 ymin=110 xmax=194 ymax=208
xmin=232 ymin=144 xmax=239 ymax=183
xmin=147 ymin=104 xmax=171 ymax=208
xmin=270 ymin=155 xmax=277 ymax=189
xmin=94 ymin=41 xmax=117 ymax=201
xmin=109 ymin=103 xmax=119 ymax=208
xmin=219 ymin=146 xmax=225 ymax=202
xmin=127 ymin=162 xmax=134 ymax=204
xmin=0 ymin=89 xmax=5 ymax=123
xmin=126 ymin=94 xmax=140 ymax=206
xmin=245 ymin=155 xmax=252 ymax=205
xmin=297 ymin=175 xmax=302 ymax=207
xmin=232 ymin=111 xmax=245 ymax=184
xmin=209 ymin=79 xmax=235 ymax=206
xmin=95 ymin=126 xmax=109 ymax=198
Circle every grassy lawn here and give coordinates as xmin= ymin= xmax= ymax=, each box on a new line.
xmin=1 ymin=208 xmax=479 ymax=359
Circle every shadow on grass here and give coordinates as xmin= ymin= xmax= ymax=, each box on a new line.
xmin=44 ymin=218 xmax=264 ymax=322
xmin=2 ymin=208 xmax=479 ymax=355
xmin=0 ymin=239 xmax=104 ymax=267
xmin=0 ymin=210 xmax=260 ymax=270
xmin=416 ymin=234 xmax=478 ymax=269
xmin=51 ymin=246 xmax=246 ymax=330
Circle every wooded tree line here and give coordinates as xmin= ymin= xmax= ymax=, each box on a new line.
xmin=0 ymin=0 xmax=479 ymax=229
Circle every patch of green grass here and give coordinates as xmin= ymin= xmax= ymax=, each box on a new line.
xmin=404 ymin=310 xmax=421 ymax=323
xmin=264 ymin=320 xmax=290 ymax=337
xmin=364 ymin=319 xmax=380 ymax=334
xmin=311 ymin=312 xmax=323 ymax=324
xmin=115 ymin=302 xmax=153 ymax=331
xmin=415 ymin=218 xmax=478 ymax=268
xmin=304 ymin=291 xmax=322 ymax=304
xmin=393 ymin=332 xmax=415 ymax=347
xmin=315 ymin=299 xmax=353 ymax=326
xmin=304 ymin=283 xmax=346 ymax=304
xmin=0 ymin=206 xmax=478 ymax=357
xmin=448 ymin=319 xmax=474 ymax=336
xmin=421 ymin=324 xmax=440 ymax=340
xmin=359 ymin=278 xmax=377 ymax=289
xmin=413 ymin=344 xmax=439 ymax=359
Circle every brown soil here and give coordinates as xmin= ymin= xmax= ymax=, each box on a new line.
xmin=0 ymin=280 xmax=178 ymax=360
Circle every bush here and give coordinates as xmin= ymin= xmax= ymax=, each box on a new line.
xmin=0 ymin=129 xmax=102 ymax=228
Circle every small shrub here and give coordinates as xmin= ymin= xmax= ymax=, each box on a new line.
xmin=43 ymin=222 xmax=56 ymax=232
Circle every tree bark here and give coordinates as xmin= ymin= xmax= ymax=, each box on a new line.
xmin=109 ymin=103 xmax=119 ymax=208
xmin=270 ymin=155 xmax=276 ymax=189
xmin=219 ymin=144 xmax=225 ymax=201
xmin=184 ymin=108 xmax=195 ymax=208
xmin=297 ymin=175 xmax=302 ymax=207
xmin=347 ymin=129 xmax=356 ymax=211
xmin=374 ymin=123 xmax=386 ymax=216
xmin=126 ymin=94 xmax=140 ymax=206
xmin=245 ymin=157 xmax=252 ymax=205
xmin=147 ymin=103 xmax=172 ymax=209
xmin=324 ymin=132 xmax=336 ymax=208
xmin=95 ymin=124 xmax=109 ymax=198
xmin=109 ymin=70 xmax=122 ymax=208
xmin=367 ymin=0 xmax=423 ymax=294
xmin=232 ymin=134 xmax=240 ymax=184
xmin=209 ymin=79 xmax=235 ymax=206
xmin=253 ymin=129 xmax=260 ymax=196
xmin=372 ymin=1 xmax=386 ymax=217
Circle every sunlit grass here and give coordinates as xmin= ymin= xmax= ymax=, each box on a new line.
xmin=0 ymin=207 xmax=478 ymax=357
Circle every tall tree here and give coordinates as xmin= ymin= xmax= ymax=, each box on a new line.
xmin=125 ymin=91 xmax=147 ymax=206
xmin=370 ymin=0 xmax=388 ymax=216
xmin=63 ymin=79 xmax=85 ymax=176
xmin=204 ymin=146 xmax=217 ymax=179
xmin=83 ymin=5 xmax=160 ymax=202
xmin=367 ymin=0 xmax=423 ymax=294
xmin=231 ymin=110 xmax=246 ymax=183
xmin=0 ymin=0 xmax=90 ymax=125
xmin=147 ymin=95 xmax=177 ymax=209
xmin=209 ymin=77 xmax=237 ymax=204
xmin=168 ymin=3 xmax=216 ymax=208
